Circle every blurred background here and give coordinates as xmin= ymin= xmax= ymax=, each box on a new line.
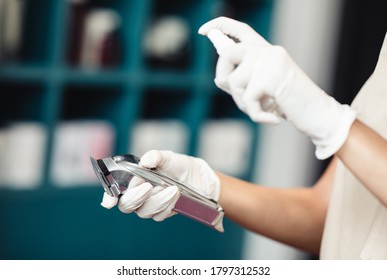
xmin=0 ymin=0 xmax=386 ymax=260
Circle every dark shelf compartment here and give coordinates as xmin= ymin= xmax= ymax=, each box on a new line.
xmin=220 ymin=0 xmax=273 ymax=38
xmin=0 ymin=80 xmax=46 ymax=124
xmin=208 ymin=89 xmax=252 ymax=121
xmin=60 ymin=83 xmax=124 ymax=122
xmin=17 ymin=0 xmax=53 ymax=66
xmin=140 ymin=87 xmax=195 ymax=120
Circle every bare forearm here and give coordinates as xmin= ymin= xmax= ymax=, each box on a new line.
xmin=217 ymin=172 xmax=330 ymax=255
xmin=337 ymin=119 xmax=387 ymax=205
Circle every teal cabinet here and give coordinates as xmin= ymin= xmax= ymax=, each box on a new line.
xmin=0 ymin=0 xmax=273 ymax=259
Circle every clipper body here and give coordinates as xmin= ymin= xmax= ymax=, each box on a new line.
xmin=91 ymin=154 xmax=224 ymax=232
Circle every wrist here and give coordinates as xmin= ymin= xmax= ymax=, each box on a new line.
xmin=313 ymin=103 xmax=358 ymax=159
xmin=276 ymin=66 xmax=358 ymax=160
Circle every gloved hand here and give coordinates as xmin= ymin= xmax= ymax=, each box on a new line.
xmin=101 ymin=150 xmax=220 ymax=221
xmin=199 ymin=17 xmax=357 ymax=159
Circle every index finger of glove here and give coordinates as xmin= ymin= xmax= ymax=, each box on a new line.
xmin=198 ymin=17 xmax=259 ymax=43
xmin=136 ymin=185 xmax=179 ymax=219
xmin=118 ymin=182 xmax=154 ymax=214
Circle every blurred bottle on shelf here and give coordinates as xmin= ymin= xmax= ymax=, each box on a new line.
xmin=0 ymin=123 xmax=47 ymax=189
xmin=198 ymin=119 xmax=253 ymax=177
xmin=67 ymin=0 xmax=122 ymax=69
xmin=130 ymin=119 xmax=189 ymax=156
xmin=50 ymin=121 xmax=115 ymax=187
xmin=79 ymin=9 xmax=122 ymax=69
xmin=143 ymin=16 xmax=191 ymax=69
xmin=0 ymin=0 xmax=24 ymax=62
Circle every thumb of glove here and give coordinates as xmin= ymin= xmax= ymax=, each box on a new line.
xmin=140 ymin=150 xmax=186 ymax=177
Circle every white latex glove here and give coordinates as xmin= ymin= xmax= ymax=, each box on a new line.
xmin=199 ymin=17 xmax=357 ymax=159
xmin=101 ymin=150 xmax=220 ymax=221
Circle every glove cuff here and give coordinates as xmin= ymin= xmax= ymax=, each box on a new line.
xmin=196 ymin=158 xmax=221 ymax=202
xmin=314 ymin=104 xmax=358 ymax=160
xmin=212 ymin=172 xmax=221 ymax=202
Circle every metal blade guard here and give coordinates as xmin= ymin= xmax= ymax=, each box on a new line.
xmin=91 ymin=154 xmax=224 ymax=232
